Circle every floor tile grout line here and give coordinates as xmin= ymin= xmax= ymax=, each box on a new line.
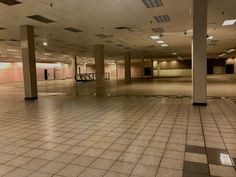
xmin=69 ymin=98 xmax=164 ymax=177
xmin=207 ymin=99 xmax=236 ymax=168
xmin=182 ymin=98 xmax=191 ymax=176
xmin=153 ymin=98 xmax=184 ymax=177
xmin=1 ymin=98 xmax=145 ymax=176
xmin=100 ymin=98 xmax=173 ymax=177
xmin=127 ymin=98 xmax=181 ymax=177
xmin=198 ymin=106 xmax=212 ymax=176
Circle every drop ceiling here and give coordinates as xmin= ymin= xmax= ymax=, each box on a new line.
xmin=0 ymin=0 xmax=235 ymax=63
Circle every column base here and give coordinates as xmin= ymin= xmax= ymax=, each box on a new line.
xmin=193 ymin=102 xmax=207 ymax=106
xmin=25 ymin=97 xmax=38 ymax=100
xmin=96 ymin=87 xmax=106 ymax=96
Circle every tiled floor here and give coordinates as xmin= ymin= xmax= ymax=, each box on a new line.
xmin=0 ymin=93 xmax=236 ymax=177
xmin=0 ymin=76 xmax=236 ymax=177
xmin=1 ymin=75 xmax=236 ymax=98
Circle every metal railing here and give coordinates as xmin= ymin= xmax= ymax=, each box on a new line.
xmin=75 ymin=73 xmax=110 ymax=82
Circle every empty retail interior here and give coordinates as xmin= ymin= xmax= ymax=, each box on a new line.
xmin=0 ymin=0 xmax=236 ymax=177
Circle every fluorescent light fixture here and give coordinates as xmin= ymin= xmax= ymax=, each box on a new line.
xmin=43 ymin=41 xmax=48 ymax=46
xmin=177 ymin=57 xmax=183 ymax=60
xmin=172 ymin=53 xmax=177 ymax=55
xmin=161 ymin=44 xmax=168 ymax=47
xmin=222 ymin=19 xmax=236 ymax=26
xmin=150 ymin=35 xmax=160 ymax=39
xmin=219 ymin=53 xmax=226 ymax=57
xmin=227 ymin=48 xmax=235 ymax=53
xmin=207 ymin=36 xmax=214 ymax=40
xmin=157 ymin=40 xmax=164 ymax=44
xmin=44 ymin=53 xmax=51 ymax=56
xmin=7 ymin=49 xmax=19 ymax=52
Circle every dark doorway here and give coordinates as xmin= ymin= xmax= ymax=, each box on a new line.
xmin=144 ymin=67 xmax=151 ymax=76
xmin=44 ymin=69 xmax=48 ymax=80
xmin=207 ymin=64 xmax=213 ymax=74
xmin=226 ymin=64 xmax=234 ymax=74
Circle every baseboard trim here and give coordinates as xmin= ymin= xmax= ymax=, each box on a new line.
xmin=193 ymin=102 xmax=207 ymax=106
xmin=25 ymin=97 xmax=38 ymax=100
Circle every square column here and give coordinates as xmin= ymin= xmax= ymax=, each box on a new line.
xmin=192 ymin=0 xmax=208 ymax=106
xmin=125 ymin=52 xmax=131 ymax=83
xmin=20 ymin=25 xmax=38 ymax=100
xmin=95 ymin=44 xmax=105 ymax=96
xmin=72 ymin=56 xmax=78 ymax=82
xmin=150 ymin=59 xmax=154 ymax=77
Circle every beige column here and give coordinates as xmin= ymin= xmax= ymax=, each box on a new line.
xmin=192 ymin=0 xmax=207 ymax=106
xmin=72 ymin=56 xmax=77 ymax=82
xmin=141 ymin=58 xmax=144 ymax=77
xmin=61 ymin=62 xmax=66 ymax=80
xmin=95 ymin=44 xmax=105 ymax=96
xmin=125 ymin=52 xmax=131 ymax=83
xmin=150 ymin=59 xmax=154 ymax=77
xmin=20 ymin=25 xmax=38 ymax=100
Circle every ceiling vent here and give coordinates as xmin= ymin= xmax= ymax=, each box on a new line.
xmin=142 ymin=0 xmax=163 ymax=8
xmin=27 ymin=15 xmax=55 ymax=23
xmin=116 ymin=44 xmax=125 ymax=47
xmin=64 ymin=27 xmax=82 ymax=33
xmin=50 ymin=39 xmax=64 ymax=43
xmin=210 ymin=40 xmax=219 ymax=43
xmin=104 ymin=40 xmax=114 ymax=43
xmin=115 ymin=26 xmax=141 ymax=32
xmin=95 ymin=34 xmax=114 ymax=38
xmin=154 ymin=15 xmax=171 ymax=23
xmin=0 ymin=0 xmax=21 ymax=6
xmin=152 ymin=27 xmax=164 ymax=33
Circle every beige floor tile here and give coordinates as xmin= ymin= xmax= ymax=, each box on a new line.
xmin=104 ymin=171 xmax=130 ymax=177
xmin=3 ymin=168 xmax=34 ymax=177
xmin=100 ymin=150 xmax=122 ymax=160
xmin=57 ymin=164 xmax=85 ymax=177
xmin=78 ymin=167 xmax=106 ymax=177
xmin=0 ymin=165 xmax=16 ymax=176
xmin=110 ymin=161 xmax=135 ymax=174
xmin=6 ymin=156 xmax=33 ymax=167
xmin=131 ymin=164 xmax=157 ymax=177
xmin=160 ymin=158 xmax=183 ymax=170
xmin=83 ymin=148 xmax=104 ymax=157
xmin=209 ymin=164 xmax=236 ymax=177
xmin=21 ymin=158 xmax=49 ymax=170
xmin=71 ymin=155 xmax=96 ymax=167
xmin=139 ymin=155 xmax=161 ymax=166
xmin=156 ymin=168 xmax=183 ymax=177
xmin=90 ymin=158 xmax=114 ymax=170
xmin=38 ymin=161 xmax=66 ymax=174
xmin=184 ymin=152 xmax=208 ymax=164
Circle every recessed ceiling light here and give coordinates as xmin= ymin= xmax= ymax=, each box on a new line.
xmin=150 ymin=35 xmax=160 ymax=39
xmin=157 ymin=40 xmax=164 ymax=44
xmin=161 ymin=44 xmax=168 ymax=47
xmin=222 ymin=19 xmax=236 ymax=26
xmin=172 ymin=53 xmax=177 ymax=55
xmin=43 ymin=42 xmax=48 ymax=46
xmin=207 ymin=36 xmax=214 ymax=40
xmin=44 ymin=53 xmax=51 ymax=56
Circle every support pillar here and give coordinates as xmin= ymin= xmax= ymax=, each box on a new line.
xmin=150 ymin=59 xmax=154 ymax=77
xmin=72 ymin=56 xmax=77 ymax=82
xmin=192 ymin=0 xmax=207 ymax=106
xmin=141 ymin=58 xmax=144 ymax=77
xmin=95 ymin=45 xmax=105 ymax=96
xmin=20 ymin=25 xmax=38 ymax=100
xmin=125 ymin=52 xmax=131 ymax=83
